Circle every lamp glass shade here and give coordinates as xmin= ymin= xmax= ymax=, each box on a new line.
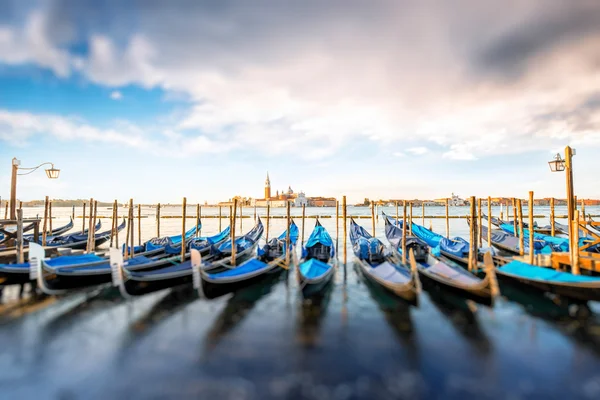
xmin=45 ymin=168 xmax=60 ymax=179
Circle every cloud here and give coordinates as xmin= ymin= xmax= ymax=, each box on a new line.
xmin=110 ymin=90 xmax=123 ymax=100
xmin=1 ymin=1 xmax=600 ymax=162
xmin=407 ymin=147 xmax=429 ymax=156
xmin=0 ymin=11 xmax=71 ymax=77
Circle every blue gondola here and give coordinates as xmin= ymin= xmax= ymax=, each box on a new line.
xmin=495 ymin=259 xmax=600 ymax=302
xmin=349 ymin=219 xmax=419 ymax=304
xmin=384 ymin=215 xmax=495 ymax=306
xmin=30 ymin=225 xmax=232 ymax=294
xmin=111 ymin=218 xmax=264 ymax=297
xmin=197 ymin=220 xmax=299 ymax=297
xmin=297 ymin=220 xmax=336 ymax=298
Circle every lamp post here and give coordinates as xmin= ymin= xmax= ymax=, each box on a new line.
xmin=9 ymin=157 xmax=60 ymax=220
xmin=548 ymin=146 xmax=576 ymax=270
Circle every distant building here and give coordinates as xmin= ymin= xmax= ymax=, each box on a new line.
xmin=308 ymin=197 xmax=337 ymax=207
xmin=250 ymin=173 xmax=307 ymax=207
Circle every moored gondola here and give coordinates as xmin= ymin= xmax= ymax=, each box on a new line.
xmin=193 ymin=220 xmax=299 ymax=298
xmin=30 ymin=225 xmax=232 ymax=294
xmin=349 ymin=218 xmax=419 ymax=305
xmin=111 ymin=219 xmax=264 ymax=297
xmin=384 ymin=215 xmax=496 ymax=306
xmin=297 ymin=220 xmax=336 ymax=298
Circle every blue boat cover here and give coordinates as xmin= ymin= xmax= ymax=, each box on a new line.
xmin=499 ymin=260 xmax=600 ymax=283
xmin=258 ymin=221 xmax=300 ymax=257
xmin=298 ymin=258 xmax=332 ymax=280
xmin=499 ymin=223 xmax=597 ymax=252
xmin=45 ymin=253 xmax=104 ymax=267
xmin=205 ymin=258 xmax=270 ymax=280
xmin=349 ymin=219 xmax=389 ymax=262
xmin=188 ymin=226 xmax=231 ymax=252
xmin=146 ymin=223 xmax=202 ymax=253
xmin=210 ymin=219 xmax=264 ymax=256
xmin=42 ymin=220 xmax=126 ymax=247
xmin=393 ymin=217 xmax=470 ymax=258
xmin=302 ymin=221 xmax=334 ymax=258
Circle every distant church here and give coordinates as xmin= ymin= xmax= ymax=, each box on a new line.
xmin=251 ymin=172 xmax=307 ymax=207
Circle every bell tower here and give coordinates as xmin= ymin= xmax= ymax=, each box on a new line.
xmin=264 ymin=172 xmax=271 ymax=199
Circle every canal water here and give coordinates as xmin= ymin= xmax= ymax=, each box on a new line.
xmin=1 ymin=206 xmax=600 ymax=399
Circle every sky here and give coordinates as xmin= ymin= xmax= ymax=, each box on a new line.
xmin=1 ymin=0 xmax=600 ymax=204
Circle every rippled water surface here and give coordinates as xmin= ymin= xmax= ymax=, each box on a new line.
xmin=1 ymin=206 xmax=600 ymax=399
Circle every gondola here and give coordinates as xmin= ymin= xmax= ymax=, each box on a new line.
xmin=29 ymin=226 xmax=232 ymax=294
xmin=0 ymin=217 xmax=75 ymax=244
xmin=349 ymin=218 xmax=419 ymax=305
xmin=384 ymin=215 xmax=495 ymax=306
xmin=40 ymin=219 xmax=122 ymax=250
xmin=382 ymin=212 xmax=473 ymax=267
xmin=126 ymin=221 xmax=205 ymax=255
xmin=494 ymin=259 xmax=600 ymax=302
xmin=194 ymin=220 xmax=299 ymax=298
xmin=297 ymin=220 xmax=336 ymax=298
xmin=0 ymin=220 xmax=122 ymax=286
xmin=111 ymin=219 xmax=264 ymax=297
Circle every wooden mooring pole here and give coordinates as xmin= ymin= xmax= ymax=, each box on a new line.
xmin=445 ymin=198 xmax=449 ymax=238
xmin=42 ymin=196 xmax=49 ymax=246
xmin=343 ymin=196 xmax=347 ymax=265
xmin=137 ymin=204 xmax=142 ymax=247
xmin=402 ymin=200 xmax=407 ymax=264
xmin=92 ymin=200 xmax=98 ymax=252
xmin=468 ymin=196 xmax=475 ymax=272
xmin=477 ymin=198 xmax=482 ymax=247
xmin=124 ymin=202 xmax=131 ymax=260
xmin=16 ymin=209 xmax=24 ymax=264
xmin=239 ymin=202 xmax=243 ymax=232
xmin=371 ymin=201 xmax=375 ymax=237
xmin=301 ymin=203 xmax=306 ymax=247
xmin=409 ymin=202 xmax=413 ymax=235
xmin=335 ymin=200 xmax=339 ymax=256
xmin=49 ymin=200 xmax=53 ymax=233
xmin=181 ymin=197 xmax=187 ymax=261
xmin=128 ymin=199 xmax=133 ymax=257
xmin=110 ymin=200 xmax=117 ymax=248
xmin=512 ymin=198 xmax=517 ymax=236
xmin=395 ymin=201 xmax=399 ymax=226
xmin=219 ymin=206 xmax=222 ymax=231
xmin=114 ymin=201 xmax=119 ymax=249
xmin=572 ymin=210 xmax=580 ymax=275
xmin=196 ymin=204 xmax=200 ymax=237
xmin=517 ymin=199 xmax=524 ymax=256
xmin=285 ymin=201 xmax=291 ymax=266
xmin=529 ymin=191 xmax=535 ymax=265
xmin=156 ymin=203 xmax=161 ymax=238
xmin=82 ymin=201 xmax=86 ymax=233
xmin=231 ymin=198 xmax=238 ymax=266
xmin=422 ymin=202 xmax=425 ymax=226
xmin=550 ymin=197 xmax=555 ymax=237
xmin=266 ymin=203 xmax=270 ymax=241
xmin=487 ymin=196 xmax=492 ymax=246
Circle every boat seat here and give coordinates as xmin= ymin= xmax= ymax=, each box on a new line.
xmin=306 ymin=243 xmax=331 ymax=262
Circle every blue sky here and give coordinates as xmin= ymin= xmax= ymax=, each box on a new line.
xmin=1 ymin=1 xmax=600 ymax=204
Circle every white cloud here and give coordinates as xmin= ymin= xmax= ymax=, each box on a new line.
xmin=110 ymin=90 xmax=123 ymax=100
xmin=0 ymin=11 xmax=71 ymax=77
xmin=407 ymin=147 xmax=430 ymax=156
xmin=1 ymin=2 xmax=600 ymax=163
xmin=393 ymin=152 xmax=404 ymax=157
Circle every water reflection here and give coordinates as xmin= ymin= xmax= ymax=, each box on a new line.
xmin=127 ymin=286 xmax=199 ymax=335
xmin=424 ymin=280 xmax=492 ymax=354
xmin=499 ymin=281 xmax=600 ymax=355
xmin=296 ymin=280 xmax=333 ymax=348
xmin=355 ymin=262 xmax=416 ymax=349
xmin=202 ymin=271 xmax=286 ymax=352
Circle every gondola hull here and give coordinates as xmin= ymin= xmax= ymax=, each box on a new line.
xmin=297 ymin=263 xmax=335 ymax=298
xmin=495 ymin=269 xmax=600 ymax=302
xmin=355 ymin=260 xmax=417 ymax=305
xmin=418 ymin=267 xmax=493 ymax=306
xmin=121 ymin=244 xmax=259 ymax=296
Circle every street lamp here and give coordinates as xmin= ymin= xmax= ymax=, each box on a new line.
xmin=548 ymin=146 xmax=577 ymax=272
xmin=9 ymin=157 xmax=60 ymax=220
xmin=547 ymin=153 xmax=566 ymax=172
